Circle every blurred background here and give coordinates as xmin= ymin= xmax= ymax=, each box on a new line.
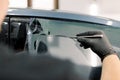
xmin=9 ymin=0 xmax=120 ymax=21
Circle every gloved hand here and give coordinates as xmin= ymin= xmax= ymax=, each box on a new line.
xmin=76 ymin=31 xmax=116 ymax=61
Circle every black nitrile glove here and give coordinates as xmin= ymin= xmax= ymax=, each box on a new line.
xmin=76 ymin=31 xmax=116 ymax=61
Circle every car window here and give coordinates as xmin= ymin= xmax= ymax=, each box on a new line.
xmin=37 ymin=18 xmax=120 ymax=49
xmin=2 ymin=17 xmax=120 ymax=55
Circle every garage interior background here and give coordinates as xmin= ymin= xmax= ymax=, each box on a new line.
xmin=9 ymin=0 xmax=120 ymax=21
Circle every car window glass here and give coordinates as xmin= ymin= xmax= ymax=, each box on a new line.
xmin=2 ymin=17 xmax=120 ymax=54
xmin=38 ymin=18 xmax=120 ymax=49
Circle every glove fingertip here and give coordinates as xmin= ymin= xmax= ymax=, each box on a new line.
xmin=80 ymin=44 xmax=83 ymax=47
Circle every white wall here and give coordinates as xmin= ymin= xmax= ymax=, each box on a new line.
xmin=9 ymin=0 xmax=55 ymax=10
xmin=9 ymin=0 xmax=27 ymax=8
xmin=59 ymin=0 xmax=91 ymax=14
xmin=59 ymin=0 xmax=120 ymax=21
xmin=32 ymin=0 xmax=54 ymax=10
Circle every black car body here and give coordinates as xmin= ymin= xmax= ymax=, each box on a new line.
xmin=1 ymin=8 xmax=120 ymax=80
